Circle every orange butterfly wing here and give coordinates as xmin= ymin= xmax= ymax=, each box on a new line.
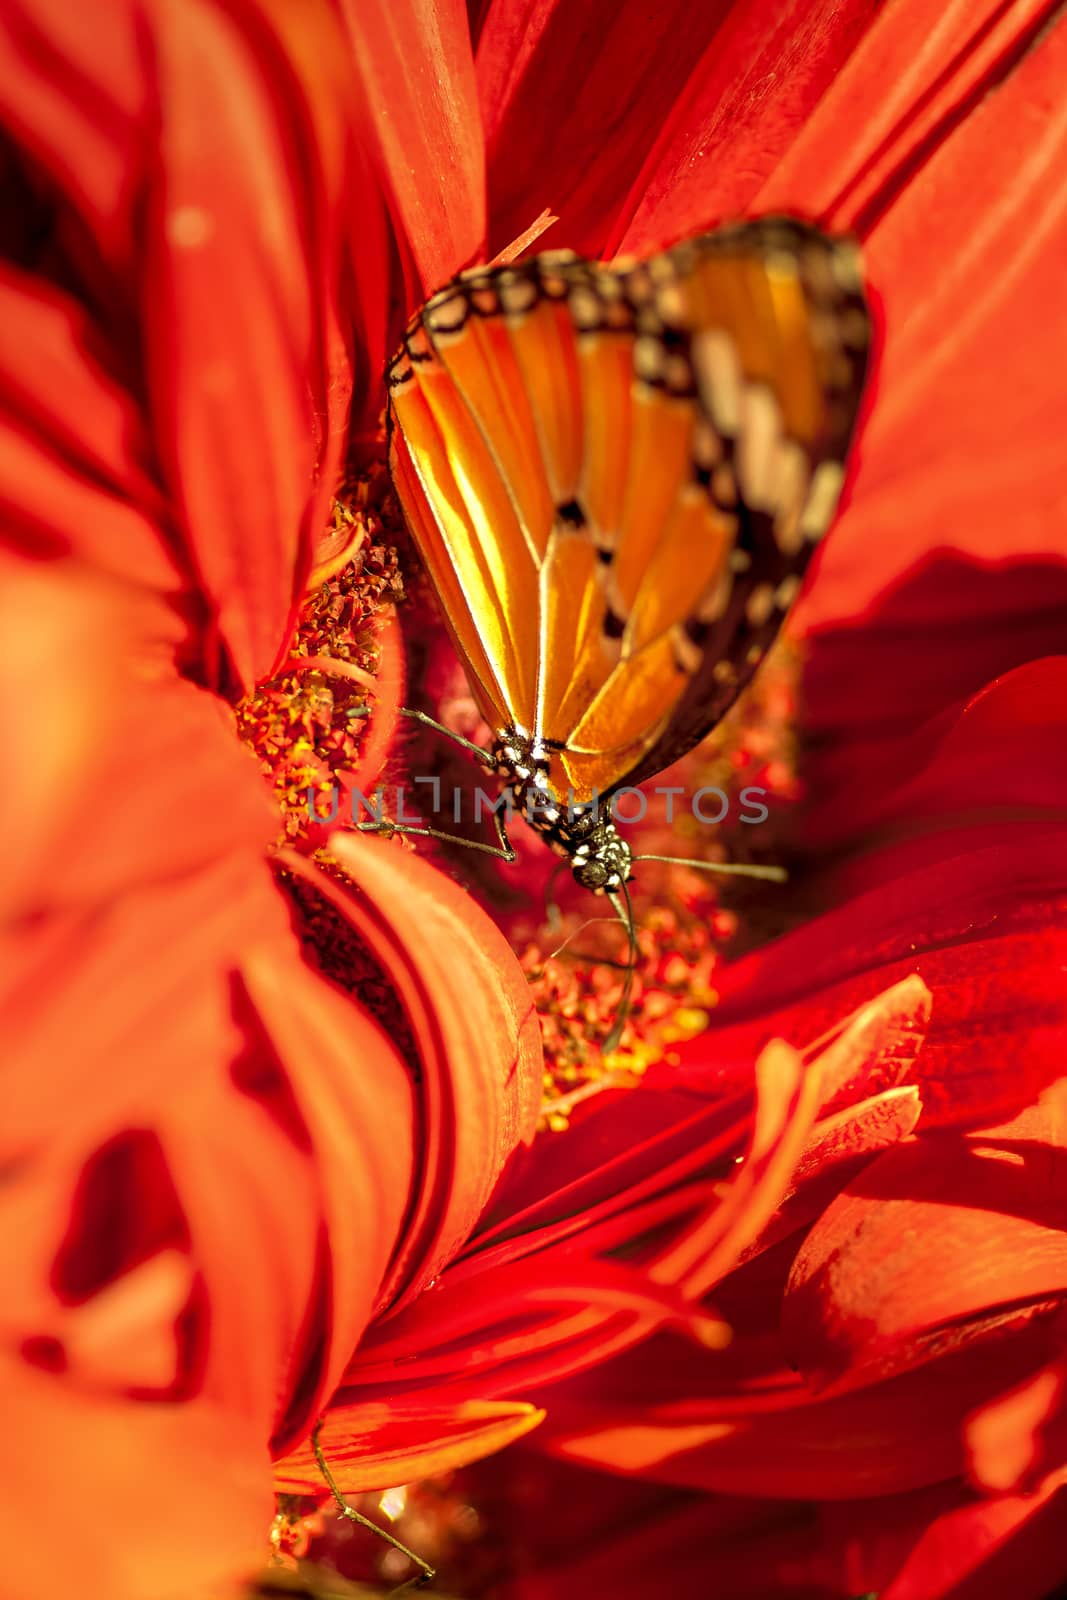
xmin=387 ymin=219 xmax=870 ymax=803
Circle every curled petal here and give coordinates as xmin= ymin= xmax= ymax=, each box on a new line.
xmin=707 ymin=827 xmax=1067 ymax=1128
xmin=546 ymin=1317 xmax=1064 ymax=1499
xmin=239 ymin=935 xmax=417 ymax=1450
xmin=783 ymin=1102 xmax=1067 ymax=1392
xmin=655 ymin=976 xmax=930 ymax=1296
xmin=344 ymin=1257 xmax=728 ymax=1402
xmin=739 ymin=1084 xmax=923 ymax=1264
xmin=318 ymin=977 xmax=927 ymax=1488
xmin=283 ymin=833 xmax=542 ymax=1310
xmin=2 ymin=634 xmax=417 ymax=1506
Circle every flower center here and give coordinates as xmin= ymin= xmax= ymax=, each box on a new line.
xmin=235 ymin=475 xmax=404 ymax=843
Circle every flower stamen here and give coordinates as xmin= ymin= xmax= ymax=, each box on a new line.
xmin=235 ymin=478 xmax=405 ymax=842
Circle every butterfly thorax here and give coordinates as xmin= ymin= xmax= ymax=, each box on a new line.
xmin=490 ymin=728 xmax=633 ymax=893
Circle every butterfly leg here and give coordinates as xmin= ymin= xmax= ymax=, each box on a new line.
xmin=355 ymin=805 xmax=517 ymax=864
xmin=397 ymin=706 xmax=496 ymax=767
xmin=347 ymin=703 xmax=495 ymax=766
xmin=310 ymin=1420 xmax=435 ymax=1592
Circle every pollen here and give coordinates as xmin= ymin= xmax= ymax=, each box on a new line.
xmin=268 ymin=1496 xmax=325 ymax=1569
xmin=526 ymin=634 xmax=799 ymax=1132
xmin=235 ymin=475 xmax=405 ymax=842
xmin=527 ymin=901 xmax=728 ymax=1131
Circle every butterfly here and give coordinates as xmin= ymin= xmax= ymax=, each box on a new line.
xmin=384 ymin=217 xmax=870 ymax=902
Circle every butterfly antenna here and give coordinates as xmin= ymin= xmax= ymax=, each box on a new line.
xmin=311 ymin=1420 xmax=434 ymax=1592
xmin=545 ymin=914 xmax=632 ymax=963
xmin=631 ymin=852 xmax=786 ymax=883
xmin=603 ymin=880 xmax=638 ymax=1053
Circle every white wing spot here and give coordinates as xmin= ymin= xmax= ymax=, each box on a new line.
xmin=634 ymin=335 xmax=665 ymax=382
xmin=745 ymin=583 xmax=776 ymax=626
xmin=693 ymin=330 xmax=742 ymax=437
xmin=800 ymin=462 xmax=846 ymax=542
xmin=693 ymin=420 xmax=722 ymax=470
xmin=737 ymin=386 xmax=781 ymax=511
xmin=698 ymin=571 xmax=733 ymax=623
xmin=773 ymin=443 xmax=810 ymax=555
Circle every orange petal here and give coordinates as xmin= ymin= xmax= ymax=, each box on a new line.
xmin=283 ymin=834 xmax=543 ymax=1311
xmin=273 ymin=1399 xmax=544 ymax=1494
xmin=0 ymin=1350 xmax=271 ymax=1600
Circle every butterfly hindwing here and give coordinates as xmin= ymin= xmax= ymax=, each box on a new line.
xmin=601 ymin=218 xmax=871 ymax=792
xmin=386 ymin=219 xmax=870 ymax=802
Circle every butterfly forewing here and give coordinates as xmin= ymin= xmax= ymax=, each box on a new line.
xmin=386 ymin=218 xmax=870 ymax=803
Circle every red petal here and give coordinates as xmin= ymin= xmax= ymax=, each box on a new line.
xmin=477 ymin=0 xmax=770 ymax=260
xmin=0 ymin=268 xmax=178 ymax=589
xmin=274 ymin=1398 xmax=544 ymax=1493
xmin=240 ymin=933 xmax=418 ymax=1449
xmin=824 ymin=1471 xmax=1067 ymax=1600
xmin=311 ymin=979 xmax=925 ymax=1488
xmin=758 ymin=0 xmax=1061 ymax=231
xmin=799 ymin=657 xmax=1067 ymax=866
xmin=613 ymin=0 xmax=879 ymax=255
xmin=793 ymin=7 xmax=1067 ymax=651
xmin=966 ymin=1356 xmax=1067 ymax=1494
xmin=783 ymin=1101 xmax=1067 ymax=1391
xmin=545 ymin=1317 xmax=1062 ymax=1499
xmin=738 ymin=1085 xmax=923 ymax=1265
xmin=340 ymin=0 xmax=486 ymax=296
xmin=704 ymin=830 xmax=1067 ymax=1128
xmin=143 ymin=0 xmax=354 ymax=686
xmin=0 ymin=588 xmax=277 ymax=926
xmin=2 ymin=0 xmax=359 ymax=687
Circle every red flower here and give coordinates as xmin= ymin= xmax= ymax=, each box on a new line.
xmin=5 ymin=2 xmax=1067 ymax=1598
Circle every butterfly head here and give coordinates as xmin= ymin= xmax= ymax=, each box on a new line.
xmin=491 ymin=728 xmax=633 ymax=894
xmin=568 ymin=821 xmax=632 ymax=894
